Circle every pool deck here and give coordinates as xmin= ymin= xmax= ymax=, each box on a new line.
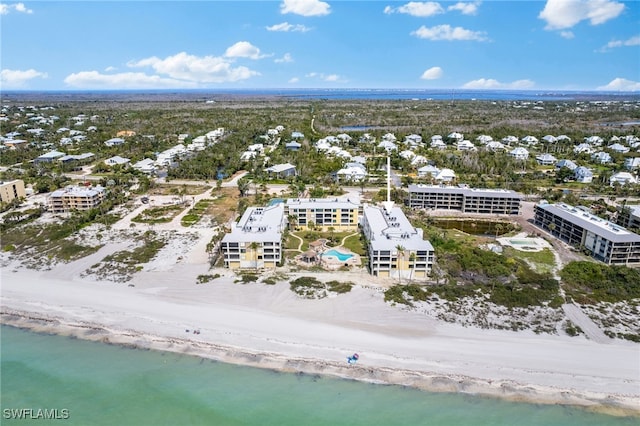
xmin=497 ymin=233 xmax=552 ymax=252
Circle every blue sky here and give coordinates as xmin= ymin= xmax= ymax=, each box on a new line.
xmin=1 ymin=0 xmax=639 ymax=91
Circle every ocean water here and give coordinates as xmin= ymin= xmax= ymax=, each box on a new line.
xmin=1 ymin=325 xmax=636 ymax=426
xmin=3 ymin=88 xmax=639 ymax=102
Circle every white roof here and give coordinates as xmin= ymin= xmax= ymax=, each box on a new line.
xmin=266 ymin=163 xmax=295 ymax=173
xmin=362 ymin=205 xmax=434 ymax=252
xmin=222 ymin=204 xmax=285 ymax=244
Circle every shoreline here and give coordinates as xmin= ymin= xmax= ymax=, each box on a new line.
xmin=2 ymin=308 xmax=638 ymax=418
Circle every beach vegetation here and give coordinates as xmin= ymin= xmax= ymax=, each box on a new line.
xmin=289 ymin=276 xmax=353 ymax=298
xmin=236 ymin=273 xmax=259 ymax=284
xmin=560 ymin=261 xmax=640 ymax=303
xmin=196 ymin=274 xmax=220 ymax=284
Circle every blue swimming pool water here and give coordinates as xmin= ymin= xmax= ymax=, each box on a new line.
xmin=323 ymin=249 xmax=354 ymax=262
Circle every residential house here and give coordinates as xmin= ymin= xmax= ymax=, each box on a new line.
xmin=456 ymin=140 xmax=476 ymax=151
xmin=377 ymin=140 xmax=398 ymax=152
xmin=34 ymin=150 xmax=66 ymax=163
xmin=573 ymin=143 xmax=594 ymax=154
xmin=104 ymin=156 xmax=131 ymax=167
xmin=104 ymin=137 xmax=125 ymax=147
xmin=285 ymin=141 xmax=301 ymax=151
xmin=508 ymin=147 xmax=529 ymax=161
xmin=335 ymin=163 xmax=367 ymax=182
xmin=610 ymin=172 xmax=638 ymax=186
xmin=265 ymin=163 xmax=297 ymax=178
xmin=591 ymin=151 xmax=612 ymax=164
xmin=417 ymin=165 xmax=440 ymax=179
xmin=434 ymin=168 xmax=456 ymax=183
xmin=574 ymin=166 xmax=594 ymax=183
xmin=608 ymin=143 xmax=629 ymax=154
xmin=132 ymin=158 xmax=157 ymax=174
xmin=485 ymin=141 xmax=505 ymax=152
xmin=624 ymin=157 xmax=640 ymax=171
xmin=535 ymin=153 xmax=557 ymax=166
xmin=555 ymin=159 xmax=578 ymax=171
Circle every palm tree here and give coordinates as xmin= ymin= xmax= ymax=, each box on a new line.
xmin=395 ymin=245 xmax=406 ymax=284
xmin=408 ymin=252 xmax=416 ymax=283
xmin=249 ymin=241 xmax=259 ymax=272
xmin=237 ymin=177 xmax=250 ymax=198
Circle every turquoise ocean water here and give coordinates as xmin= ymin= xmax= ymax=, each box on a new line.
xmin=1 ymin=325 xmax=637 ymax=426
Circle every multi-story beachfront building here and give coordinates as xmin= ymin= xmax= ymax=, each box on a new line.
xmin=534 ymin=202 xmax=640 ymax=266
xmin=220 ymin=203 xmax=286 ymax=270
xmin=407 ymin=185 xmax=522 ymax=215
xmin=360 ymin=204 xmax=435 ymax=280
xmin=47 ymin=185 xmax=107 ymax=213
xmin=284 ymin=197 xmax=361 ymax=231
xmin=615 ymin=204 xmax=640 ymax=232
xmin=0 ymin=179 xmax=26 ymax=204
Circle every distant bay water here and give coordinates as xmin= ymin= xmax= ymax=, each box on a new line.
xmin=1 ymin=325 xmax=637 ymax=426
xmin=2 ymin=88 xmax=639 ymax=103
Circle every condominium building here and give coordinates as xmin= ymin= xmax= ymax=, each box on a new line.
xmin=360 ymin=204 xmax=435 ymax=279
xmin=220 ymin=203 xmax=286 ymax=270
xmin=284 ymin=197 xmax=361 ymax=231
xmin=0 ymin=179 xmax=26 ymax=204
xmin=47 ymin=185 xmax=107 ymax=213
xmin=616 ymin=204 xmax=640 ymax=232
xmin=534 ymin=203 xmax=640 ymax=266
xmin=407 ymin=185 xmax=522 ymax=215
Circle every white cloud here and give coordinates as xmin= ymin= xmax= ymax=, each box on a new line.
xmin=104 ymin=66 xmax=117 ymax=72
xmin=266 ymin=22 xmax=311 ymax=32
xmin=560 ymin=31 xmax=575 ymax=39
xmin=597 ymin=78 xmax=640 ymax=91
xmin=0 ymin=69 xmax=47 ymax=88
xmin=598 ymin=35 xmax=640 ymax=51
xmin=289 ymin=77 xmax=300 ymax=84
xmin=64 ymin=71 xmax=196 ymax=89
xmin=447 ymin=1 xmax=480 ymax=15
xmin=420 ymin=66 xmax=443 ymax=80
xmin=127 ymin=51 xmax=260 ymax=83
xmin=384 ymin=2 xmax=444 ymax=17
xmin=275 ymin=53 xmax=294 ymax=63
xmin=280 ymin=0 xmax=330 ymax=16
xmin=539 ymin=0 xmax=625 ymax=30
xmin=0 ymin=2 xmax=33 ymax=15
xmin=412 ymin=24 xmax=488 ymax=41
xmin=462 ymin=78 xmax=535 ymax=89
xmin=224 ymin=41 xmax=266 ymax=59
xmin=305 ymin=72 xmax=345 ymax=83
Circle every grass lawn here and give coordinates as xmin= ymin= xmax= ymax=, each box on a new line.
xmin=504 ymin=247 xmax=557 ymax=274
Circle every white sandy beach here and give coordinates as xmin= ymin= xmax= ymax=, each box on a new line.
xmin=1 ymin=233 xmax=639 ymax=417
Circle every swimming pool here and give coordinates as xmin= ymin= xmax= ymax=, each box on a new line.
xmin=510 ymin=239 xmax=537 ymax=246
xmin=323 ymin=249 xmax=354 ymax=262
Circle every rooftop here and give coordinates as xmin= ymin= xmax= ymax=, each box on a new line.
xmin=537 ymin=203 xmax=640 ymax=243
xmin=408 ymin=184 xmax=522 ymax=198
xmin=363 ymin=204 xmax=434 ymax=252
xmin=222 ymin=203 xmax=285 ymax=243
